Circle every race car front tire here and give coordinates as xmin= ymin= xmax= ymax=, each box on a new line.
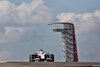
xmin=47 ymin=54 xmax=54 ymax=62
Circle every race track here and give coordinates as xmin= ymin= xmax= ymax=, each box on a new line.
xmin=0 ymin=62 xmax=100 ymax=67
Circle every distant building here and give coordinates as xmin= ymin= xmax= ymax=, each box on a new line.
xmin=49 ymin=22 xmax=78 ymax=62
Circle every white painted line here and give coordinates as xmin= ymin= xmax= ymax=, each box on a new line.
xmin=93 ymin=65 xmax=100 ymax=67
xmin=0 ymin=61 xmax=7 ymax=63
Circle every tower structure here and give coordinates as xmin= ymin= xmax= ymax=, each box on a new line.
xmin=49 ymin=22 xmax=78 ymax=62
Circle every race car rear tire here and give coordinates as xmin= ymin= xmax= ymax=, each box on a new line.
xmin=29 ymin=55 xmax=33 ymax=62
xmin=50 ymin=54 xmax=54 ymax=62
xmin=29 ymin=54 xmax=38 ymax=62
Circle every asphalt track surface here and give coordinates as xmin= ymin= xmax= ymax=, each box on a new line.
xmin=0 ymin=62 xmax=100 ymax=67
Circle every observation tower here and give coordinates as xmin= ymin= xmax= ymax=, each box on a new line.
xmin=49 ymin=22 xmax=78 ymax=62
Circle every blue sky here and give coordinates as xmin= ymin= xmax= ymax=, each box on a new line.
xmin=9 ymin=0 xmax=100 ymax=14
xmin=0 ymin=0 xmax=100 ymax=62
xmin=45 ymin=0 xmax=100 ymax=14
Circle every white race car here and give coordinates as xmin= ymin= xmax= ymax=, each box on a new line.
xmin=29 ymin=49 xmax=54 ymax=62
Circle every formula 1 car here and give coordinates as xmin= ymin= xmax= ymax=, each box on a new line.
xmin=29 ymin=49 xmax=54 ymax=62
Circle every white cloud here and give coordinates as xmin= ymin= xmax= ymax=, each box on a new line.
xmin=57 ymin=10 xmax=100 ymax=34
xmin=0 ymin=50 xmax=12 ymax=61
xmin=0 ymin=1 xmax=54 ymax=62
xmin=0 ymin=0 xmax=53 ymax=25
xmin=57 ymin=10 xmax=100 ymax=44
xmin=0 ymin=27 xmax=22 ymax=43
xmin=56 ymin=12 xmax=76 ymax=22
xmin=0 ymin=27 xmax=36 ymax=44
xmin=0 ymin=0 xmax=54 ymax=44
xmin=0 ymin=0 xmax=60 ymax=62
